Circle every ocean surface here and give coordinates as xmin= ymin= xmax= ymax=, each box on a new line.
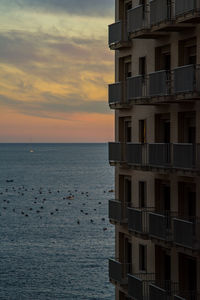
xmin=0 ymin=143 xmax=115 ymax=300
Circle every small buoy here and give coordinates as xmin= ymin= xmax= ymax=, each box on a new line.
xmin=103 ymin=227 xmax=107 ymax=231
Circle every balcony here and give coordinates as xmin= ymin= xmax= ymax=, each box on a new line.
xmin=108 ymin=142 xmax=123 ymax=164
xmin=109 ymin=258 xmax=130 ymax=285
xmin=150 ymin=0 xmax=172 ymax=30
xmin=175 ymin=0 xmax=200 ymax=22
xmin=149 ymin=281 xmax=178 ymax=300
xmin=109 ymin=142 xmax=200 ymax=174
xmin=173 ymin=144 xmax=196 ymax=169
xmin=174 ymin=65 xmax=200 ymax=98
xmin=149 ymin=211 xmax=172 ymax=242
xmin=125 ymin=65 xmax=200 ymax=105
xmin=109 ymin=200 xmax=128 ymax=224
xmin=108 ymin=82 xmax=130 ymax=109
xmin=128 ymin=273 xmax=155 ymax=300
xmin=108 ymin=21 xmax=130 ymax=50
xmin=174 ymin=291 xmax=200 ymax=300
xmin=173 ymin=217 xmax=200 ymax=250
xmin=149 ymin=70 xmax=170 ymax=97
xmin=149 ymin=143 xmax=171 ymax=167
xmin=127 ymin=5 xmax=156 ymax=39
xmin=128 ymin=207 xmax=150 ymax=236
xmin=127 ymin=75 xmax=147 ymax=100
xmin=126 ymin=143 xmax=143 ymax=165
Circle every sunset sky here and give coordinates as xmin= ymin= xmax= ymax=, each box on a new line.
xmin=0 ymin=0 xmax=114 ymax=142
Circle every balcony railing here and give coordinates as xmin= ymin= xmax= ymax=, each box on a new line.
xmin=110 ymin=142 xmax=200 ymax=172
xmin=108 ymin=21 xmax=123 ymax=47
xmin=149 ymin=211 xmax=172 ymax=241
xmin=108 ymin=142 xmax=122 ymax=162
xmin=128 ymin=207 xmax=151 ymax=234
xmin=175 ymin=0 xmax=200 ymax=17
xmin=109 ymin=200 xmax=128 ymax=224
xmin=149 ymin=143 xmax=171 ymax=167
xmin=173 ymin=217 xmax=200 ymax=249
xmin=149 ymin=281 xmax=179 ymax=300
xmin=128 ymin=5 xmax=148 ymax=33
xmin=127 ymin=75 xmax=147 ymax=100
xmin=126 ymin=143 xmax=143 ymax=165
xmin=150 ymin=0 xmax=171 ymax=26
xmin=174 ymin=291 xmax=200 ymax=300
xmin=128 ymin=273 xmax=155 ymax=300
xmin=110 ymin=65 xmax=200 ymax=107
xmin=108 ymin=82 xmax=123 ymax=105
xmin=109 ymin=258 xmax=130 ymax=284
xmin=149 ymin=70 xmax=170 ymax=97
xmin=174 ymin=65 xmax=200 ymax=94
xmin=173 ymin=143 xmax=195 ymax=169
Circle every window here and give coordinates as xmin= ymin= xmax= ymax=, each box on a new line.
xmin=139 ymin=57 xmax=146 ymax=76
xmin=125 ymin=121 xmax=132 ymax=143
xmin=155 ymin=44 xmax=171 ymax=71
xmin=139 ymin=244 xmax=147 ymax=271
xmin=125 ymin=61 xmax=132 ymax=78
xmin=139 ymin=119 xmax=146 ymax=143
xmin=139 ymin=181 xmax=146 ymax=208
xmin=178 ymin=37 xmax=196 ymax=66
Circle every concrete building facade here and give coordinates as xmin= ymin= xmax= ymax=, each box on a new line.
xmin=108 ymin=1 xmax=200 ymax=299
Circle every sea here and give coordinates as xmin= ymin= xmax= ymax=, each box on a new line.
xmin=0 ymin=143 xmax=115 ymax=300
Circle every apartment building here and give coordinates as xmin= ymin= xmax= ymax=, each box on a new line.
xmin=108 ymin=1 xmax=200 ymax=299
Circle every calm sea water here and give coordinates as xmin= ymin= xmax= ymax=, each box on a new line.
xmin=0 ymin=144 xmax=115 ymax=300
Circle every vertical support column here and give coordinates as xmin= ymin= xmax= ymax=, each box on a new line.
xmin=170 ymin=109 xmax=178 ymax=143
xmin=171 ymin=36 xmax=179 ymax=69
xmin=196 ymin=103 xmax=200 ymax=144
xmin=196 ymin=25 xmax=200 ymax=65
xmin=170 ymin=175 xmax=178 ymax=213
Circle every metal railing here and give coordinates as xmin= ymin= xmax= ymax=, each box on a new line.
xmin=127 ymin=5 xmax=149 ymax=33
xmin=149 ymin=281 xmax=179 ymax=300
xmin=149 ymin=143 xmax=171 ymax=166
xmin=175 ymin=0 xmax=199 ymax=16
xmin=173 ymin=143 xmax=195 ymax=169
xmin=108 ymin=21 xmax=123 ymax=46
xmin=109 ymin=200 xmax=128 ymax=223
xmin=128 ymin=207 xmax=152 ymax=234
xmin=109 ymin=258 xmax=131 ymax=284
xmin=150 ymin=0 xmax=172 ymax=26
xmin=109 ymin=142 xmax=200 ymax=171
xmin=108 ymin=82 xmax=123 ymax=105
xmin=128 ymin=273 xmax=155 ymax=300
xmin=173 ymin=216 xmax=200 ymax=249
xmin=149 ymin=70 xmax=171 ymax=97
xmin=108 ymin=142 xmax=122 ymax=162
xmin=124 ymin=65 xmax=200 ymax=102
xmin=126 ymin=143 xmax=143 ymax=164
xmin=174 ymin=291 xmax=200 ymax=300
xmin=174 ymin=64 xmax=200 ymax=94
xmin=127 ymin=75 xmax=147 ymax=100
xmin=149 ymin=211 xmax=173 ymax=241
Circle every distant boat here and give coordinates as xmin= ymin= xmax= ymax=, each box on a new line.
xmin=30 ymin=149 xmax=34 ymax=153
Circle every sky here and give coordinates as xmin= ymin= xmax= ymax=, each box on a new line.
xmin=0 ymin=0 xmax=115 ymax=142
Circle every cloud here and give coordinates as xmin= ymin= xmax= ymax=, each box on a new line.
xmin=0 ymin=92 xmax=111 ymax=120
xmin=1 ymin=0 xmax=115 ymax=18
